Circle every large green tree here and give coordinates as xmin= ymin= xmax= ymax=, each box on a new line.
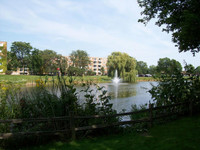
xmin=138 ymin=0 xmax=200 ymax=55
xmin=107 ymin=52 xmax=137 ymax=82
xmin=148 ymin=65 xmax=157 ymax=75
xmin=157 ymin=57 xmax=182 ymax=75
xmin=136 ymin=61 xmax=148 ymax=75
xmin=184 ymin=63 xmax=195 ymax=75
xmin=10 ymin=42 xmax=33 ymax=74
xmin=40 ymin=50 xmax=59 ymax=75
xmin=30 ymin=48 xmax=43 ymax=75
xmin=70 ymin=50 xmax=90 ymax=69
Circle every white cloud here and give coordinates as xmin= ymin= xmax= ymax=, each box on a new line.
xmin=0 ymin=0 xmax=199 ymax=67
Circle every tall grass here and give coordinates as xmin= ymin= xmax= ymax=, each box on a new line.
xmin=0 ymin=76 xmax=119 ymax=149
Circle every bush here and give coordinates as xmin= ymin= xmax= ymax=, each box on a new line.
xmin=0 ymin=76 xmax=119 ymax=148
xmin=5 ymin=70 xmax=12 ymax=75
xmin=149 ymin=70 xmax=200 ymax=106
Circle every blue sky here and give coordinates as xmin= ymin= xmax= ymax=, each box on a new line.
xmin=0 ymin=0 xmax=199 ymax=67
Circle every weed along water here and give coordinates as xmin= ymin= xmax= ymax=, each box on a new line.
xmin=75 ymin=81 xmax=157 ymax=113
xmin=24 ymin=80 xmax=157 ymax=113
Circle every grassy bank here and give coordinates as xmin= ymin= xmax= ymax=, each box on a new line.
xmin=0 ymin=75 xmax=156 ymax=85
xmin=22 ymin=115 xmax=200 ymax=150
xmin=0 ymin=75 xmax=112 ymax=84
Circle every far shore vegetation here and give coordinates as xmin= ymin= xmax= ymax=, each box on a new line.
xmin=0 ymin=75 xmax=156 ymax=85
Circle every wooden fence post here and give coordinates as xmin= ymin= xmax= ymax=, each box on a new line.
xmin=69 ymin=111 xmax=76 ymax=140
xmin=189 ymin=100 xmax=193 ymax=116
xmin=149 ymin=103 xmax=153 ymax=128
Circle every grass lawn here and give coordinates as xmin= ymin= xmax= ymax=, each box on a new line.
xmin=22 ymin=115 xmax=200 ymax=150
xmin=0 ymin=75 xmax=112 ymax=84
xmin=0 ymin=75 xmax=155 ymax=84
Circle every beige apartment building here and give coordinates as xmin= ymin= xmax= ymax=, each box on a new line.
xmin=88 ymin=57 xmax=107 ymax=75
xmin=66 ymin=56 xmax=108 ymax=75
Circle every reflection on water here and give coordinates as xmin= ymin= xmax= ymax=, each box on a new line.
xmin=103 ymin=83 xmax=137 ymax=98
xmin=25 ymin=82 xmax=157 ymax=113
xmin=96 ymin=82 xmax=157 ymax=113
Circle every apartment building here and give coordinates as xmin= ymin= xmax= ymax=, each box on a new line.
xmin=66 ymin=56 xmax=108 ymax=75
xmin=88 ymin=57 xmax=107 ymax=75
xmin=0 ymin=41 xmax=7 ymax=74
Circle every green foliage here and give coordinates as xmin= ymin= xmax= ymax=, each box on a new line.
xmin=70 ymin=50 xmax=90 ymax=69
xmin=0 ymin=44 xmax=7 ymax=73
xmin=107 ymin=52 xmax=137 ymax=82
xmin=149 ymin=69 xmax=200 ymax=106
xmin=136 ymin=61 xmax=148 ymax=74
xmin=138 ymin=0 xmax=200 ymax=55
xmin=156 ymin=57 xmax=182 ymax=75
xmin=40 ymin=49 xmax=59 ymax=75
xmin=184 ymin=63 xmax=195 ymax=75
xmin=10 ymin=42 xmax=33 ymax=72
xmin=67 ymin=66 xmax=85 ymax=76
xmin=148 ymin=65 xmax=157 ymax=75
xmin=29 ymin=48 xmax=43 ymax=75
xmin=0 ymin=76 xmax=118 ymax=147
xmin=195 ymin=66 xmax=200 ymax=75
xmin=130 ymin=104 xmax=148 ymax=131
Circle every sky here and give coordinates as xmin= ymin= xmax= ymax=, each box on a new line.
xmin=0 ymin=0 xmax=199 ymax=68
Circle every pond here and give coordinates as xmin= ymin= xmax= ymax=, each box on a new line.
xmin=24 ymin=81 xmax=157 ymax=113
xmin=76 ymin=81 xmax=157 ymax=113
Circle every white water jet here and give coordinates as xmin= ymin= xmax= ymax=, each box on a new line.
xmin=112 ymin=70 xmax=120 ymax=84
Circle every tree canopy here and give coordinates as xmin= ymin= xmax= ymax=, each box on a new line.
xmin=107 ymin=52 xmax=137 ymax=82
xmin=138 ymin=0 xmax=200 ymax=55
xmin=136 ymin=61 xmax=148 ymax=75
xmin=157 ymin=57 xmax=182 ymax=75
xmin=10 ymin=42 xmax=33 ymax=72
xmin=70 ymin=50 xmax=90 ymax=69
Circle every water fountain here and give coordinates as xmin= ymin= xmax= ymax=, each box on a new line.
xmin=112 ymin=70 xmax=120 ymax=84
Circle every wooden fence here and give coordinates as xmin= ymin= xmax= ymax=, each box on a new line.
xmin=0 ymin=100 xmax=197 ymax=140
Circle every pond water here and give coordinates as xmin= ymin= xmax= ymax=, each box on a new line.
xmin=25 ymin=81 xmax=157 ymax=113
xmin=76 ymin=82 xmax=157 ymax=113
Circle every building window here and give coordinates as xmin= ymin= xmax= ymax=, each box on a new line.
xmin=20 ymin=68 xmax=23 ymax=71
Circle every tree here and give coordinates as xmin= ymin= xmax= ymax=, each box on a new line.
xmin=148 ymin=65 xmax=157 ymax=75
xmin=138 ymin=0 xmax=200 ymax=55
xmin=136 ymin=61 xmax=148 ymax=75
xmin=56 ymin=55 xmax=68 ymax=75
xmin=184 ymin=63 xmax=195 ymax=75
xmin=195 ymin=66 xmax=200 ymax=75
xmin=10 ymin=41 xmax=32 ymax=74
xmin=30 ymin=48 xmax=43 ymax=75
xmin=107 ymin=52 xmax=137 ymax=82
xmin=40 ymin=50 xmax=59 ymax=75
xmin=7 ymin=51 xmax=18 ymax=71
xmin=100 ymin=67 xmax=105 ymax=75
xmin=157 ymin=57 xmax=182 ymax=75
xmin=70 ymin=50 xmax=90 ymax=69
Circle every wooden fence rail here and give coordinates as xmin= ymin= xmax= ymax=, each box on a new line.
xmin=0 ymin=100 xmax=196 ymax=140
